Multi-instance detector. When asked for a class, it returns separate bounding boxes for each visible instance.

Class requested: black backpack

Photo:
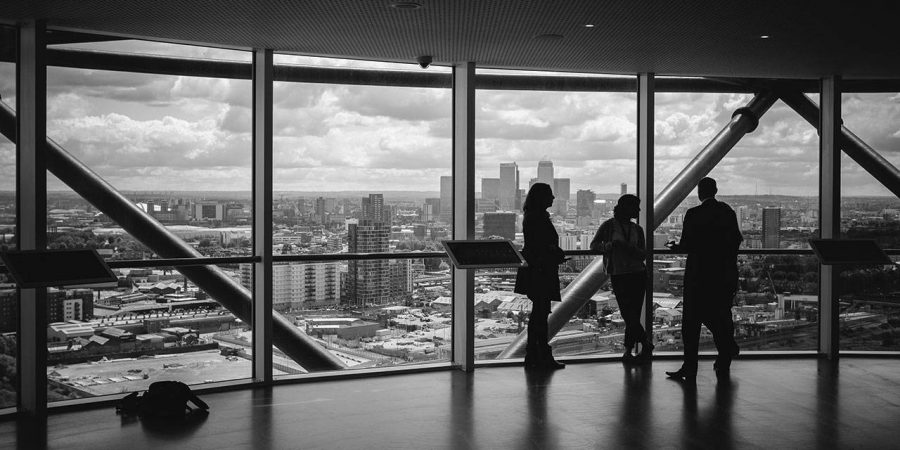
[117,381,209,420]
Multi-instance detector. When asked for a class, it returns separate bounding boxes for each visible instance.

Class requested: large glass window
[40,37,255,401]
[45,39,252,260]
[269,256,451,375]
[839,92,900,351]
[653,88,820,353]
[272,55,453,372]
[0,25,17,410]
[475,70,637,360]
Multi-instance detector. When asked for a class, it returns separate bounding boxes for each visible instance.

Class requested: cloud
[48,67,177,105]
[47,113,251,172]
[6,39,900,196]
[335,85,451,122]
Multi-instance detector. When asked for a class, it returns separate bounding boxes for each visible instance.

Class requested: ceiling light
[760,35,771,39]
[391,1,422,9]
[584,24,595,28]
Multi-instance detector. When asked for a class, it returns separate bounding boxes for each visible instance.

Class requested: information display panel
[441,240,525,269]
[1,249,117,288]
[808,239,894,266]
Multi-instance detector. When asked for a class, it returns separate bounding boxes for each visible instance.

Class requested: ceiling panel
[1,0,898,78]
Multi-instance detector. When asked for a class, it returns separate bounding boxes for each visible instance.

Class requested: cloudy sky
[1,39,899,197]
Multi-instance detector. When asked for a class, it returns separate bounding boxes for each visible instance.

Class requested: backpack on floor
[117,381,209,420]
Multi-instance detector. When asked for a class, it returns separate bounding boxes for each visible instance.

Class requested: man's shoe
[543,360,566,370]
[713,359,731,372]
[622,351,637,364]
[714,366,731,379]
[665,368,697,381]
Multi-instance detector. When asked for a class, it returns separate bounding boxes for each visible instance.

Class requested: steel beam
[654,91,778,223]
[779,90,900,199]
[0,47,840,93]
[0,102,345,372]
[498,91,777,358]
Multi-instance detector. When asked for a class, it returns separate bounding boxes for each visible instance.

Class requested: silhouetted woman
[515,183,567,370]
[591,194,651,363]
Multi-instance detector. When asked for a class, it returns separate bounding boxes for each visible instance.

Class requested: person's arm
[727,208,743,249]
[671,210,692,252]
[545,218,567,264]
[590,221,613,253]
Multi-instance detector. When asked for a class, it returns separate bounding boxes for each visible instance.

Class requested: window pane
[653,87,819,353]
[475,71,636,361]
[477,74,637,240]
[271,54,452,255]
[654,91,819,250]
[272,55,453,372]
[45,39,252,260]
[273,256,452,377]
[47,264,252,402]
[471,255,617,360]
[839,92,900,351]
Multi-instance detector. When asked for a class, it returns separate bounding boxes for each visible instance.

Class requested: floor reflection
[679,374,737,449]
[449,372,475,449]
[816,359,840,449]
[611,363,654,449]
[518,368,558,449]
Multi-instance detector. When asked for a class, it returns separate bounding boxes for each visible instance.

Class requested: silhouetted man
[666,177,742,381]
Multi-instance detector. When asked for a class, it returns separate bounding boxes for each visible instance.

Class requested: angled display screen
[808,239,894,266]
[1,249,117,288]
[441,240,525,269]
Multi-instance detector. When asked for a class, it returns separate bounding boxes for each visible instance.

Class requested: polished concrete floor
[2,358,899,449]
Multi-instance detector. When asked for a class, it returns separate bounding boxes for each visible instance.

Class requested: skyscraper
[537,160,554,186]
[762,207,782,248]
[576,189,596,218]
[362,193,384,223]
[348,219,391,306]
[736,205,747,231]
[424,198,440,223]
[553,178,570,215]
[440,176,453,223]
[620,183,628,195]
[242,262,340,310]
[553,178,570,202]
[499,162,520,211]
[481,178,500,201]
[315,197,326,216]
[482,212,517,240]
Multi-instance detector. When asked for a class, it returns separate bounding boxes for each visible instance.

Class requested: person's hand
[666,240,681,251]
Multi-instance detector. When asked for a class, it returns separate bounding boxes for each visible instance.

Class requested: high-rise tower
[762,207,782,248]
[499,162,520,211]
[537,160,554,186]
